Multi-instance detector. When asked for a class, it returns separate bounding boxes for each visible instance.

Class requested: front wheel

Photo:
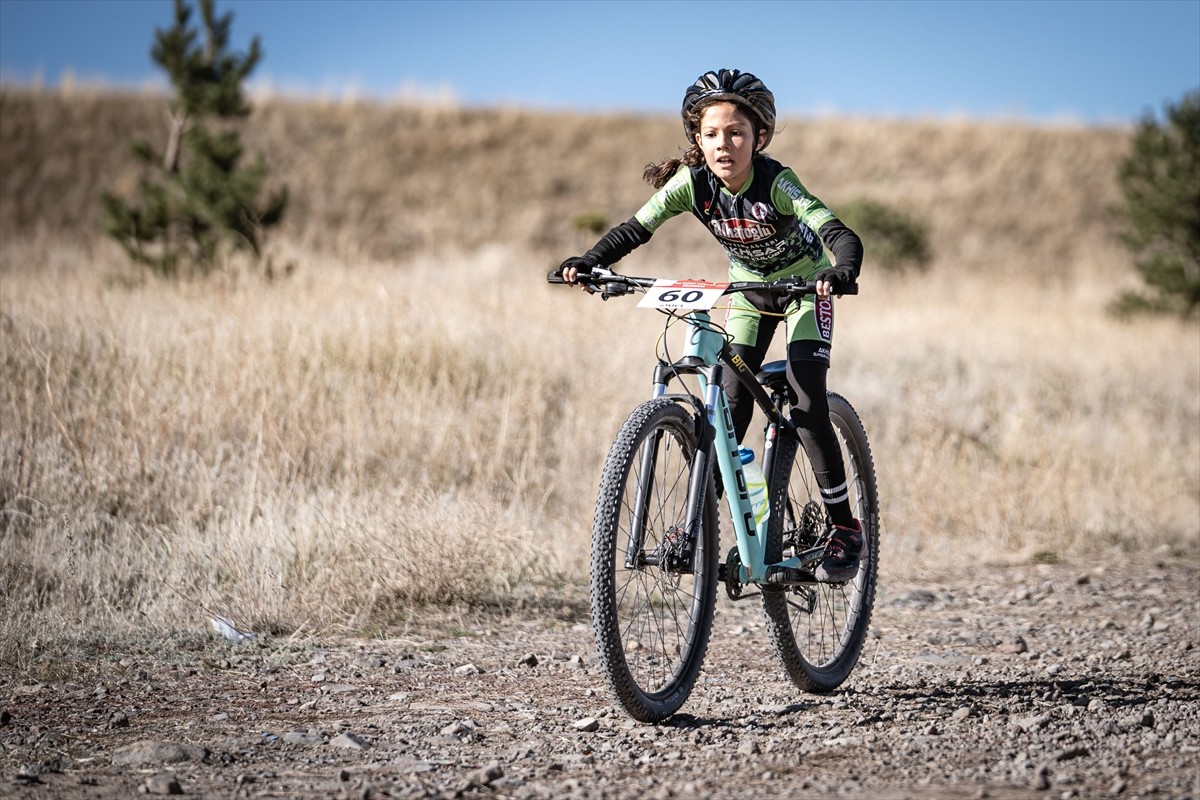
[590,398,720,723]
[762,391,879,692]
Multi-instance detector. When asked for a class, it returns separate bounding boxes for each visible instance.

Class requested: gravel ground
[3,557,1198,799]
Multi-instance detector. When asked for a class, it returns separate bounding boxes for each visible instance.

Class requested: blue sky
[1,0,1197,124]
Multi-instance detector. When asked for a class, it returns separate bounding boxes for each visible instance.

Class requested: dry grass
[0,240,650,659]
[838,269,1200,567]
[1,89,1197,666]
[3,241,1196,661]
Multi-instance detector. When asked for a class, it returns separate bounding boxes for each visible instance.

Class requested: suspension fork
[626,424,662,570]
[685,364,721,547]
[624,356,711,570]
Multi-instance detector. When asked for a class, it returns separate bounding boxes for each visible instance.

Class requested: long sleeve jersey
[584,155,862,282]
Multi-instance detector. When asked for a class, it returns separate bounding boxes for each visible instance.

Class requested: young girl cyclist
[558,68,865,582]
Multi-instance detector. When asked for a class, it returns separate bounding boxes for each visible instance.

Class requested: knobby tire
[590,398,720,723]
[761,391,880,692]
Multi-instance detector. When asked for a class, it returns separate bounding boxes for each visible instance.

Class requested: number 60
[659,289,703,303]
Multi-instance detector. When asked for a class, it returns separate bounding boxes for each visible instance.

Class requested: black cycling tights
[724,341,856,528]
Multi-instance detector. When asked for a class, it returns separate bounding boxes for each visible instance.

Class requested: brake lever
[602,282,631,300]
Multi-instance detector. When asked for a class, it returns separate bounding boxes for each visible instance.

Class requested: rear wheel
[761,392,879,692]
[591,398,719,722]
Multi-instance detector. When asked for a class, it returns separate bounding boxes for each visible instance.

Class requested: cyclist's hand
[558,255,599,290]
[815,266,854,298]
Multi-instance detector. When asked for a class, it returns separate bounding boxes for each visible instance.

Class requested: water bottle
[737,446,770,527]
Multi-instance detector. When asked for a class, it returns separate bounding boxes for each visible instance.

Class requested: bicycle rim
[762,391,879,692]
[591,398,718,722]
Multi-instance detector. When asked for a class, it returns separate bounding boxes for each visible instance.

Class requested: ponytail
[642,146,705,189]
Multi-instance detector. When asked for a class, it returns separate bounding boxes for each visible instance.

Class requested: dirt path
[3,558,1198,799]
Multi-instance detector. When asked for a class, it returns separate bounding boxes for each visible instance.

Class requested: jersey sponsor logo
[711,217,775,242]
[776,175,809,203]
[750,201,771,222]
[664,171,690,194]
[816,296,834,341]
[808,208,835,228]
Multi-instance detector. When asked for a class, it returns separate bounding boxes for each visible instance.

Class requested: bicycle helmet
[682,68,776,150]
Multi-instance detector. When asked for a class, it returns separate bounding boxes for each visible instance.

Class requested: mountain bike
[548,267,879,723]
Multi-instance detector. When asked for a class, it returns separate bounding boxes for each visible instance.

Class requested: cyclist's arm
[580,217,654,268]
[633,165,693,235]
[573,166,693,272]
[817,219,863,281]
[772,169,864,280]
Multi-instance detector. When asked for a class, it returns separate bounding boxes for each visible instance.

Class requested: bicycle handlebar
[546,267,858,298]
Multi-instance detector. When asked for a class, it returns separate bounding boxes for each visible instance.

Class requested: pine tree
[1113,89,1200,318]
[102,0,287,276]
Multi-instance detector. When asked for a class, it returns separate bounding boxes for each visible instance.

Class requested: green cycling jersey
[633,155,840,282]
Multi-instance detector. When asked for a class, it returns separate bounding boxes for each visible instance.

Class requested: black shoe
[814,520,864,582]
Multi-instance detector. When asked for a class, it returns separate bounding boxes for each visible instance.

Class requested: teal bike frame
[652,307,772,582]
[649,300,805,587]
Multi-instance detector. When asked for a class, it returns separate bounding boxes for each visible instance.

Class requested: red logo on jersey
[711,218,775,242]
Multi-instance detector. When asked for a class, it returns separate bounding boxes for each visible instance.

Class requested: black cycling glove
[815,265,857,293]
[557,254,599,280]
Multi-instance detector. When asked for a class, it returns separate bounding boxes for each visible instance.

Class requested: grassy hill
[1,86,1132,275]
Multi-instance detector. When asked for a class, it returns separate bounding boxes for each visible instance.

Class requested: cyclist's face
[696,102,762,193]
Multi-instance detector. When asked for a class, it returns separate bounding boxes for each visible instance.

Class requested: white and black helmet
[682,68,777,150]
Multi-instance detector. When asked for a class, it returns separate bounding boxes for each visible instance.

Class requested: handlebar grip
[785,281,859,297]
[547,270,566,284]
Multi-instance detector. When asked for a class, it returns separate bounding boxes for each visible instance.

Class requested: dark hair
[642,98,767,189]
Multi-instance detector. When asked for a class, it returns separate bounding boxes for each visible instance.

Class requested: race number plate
[637,279,730,311]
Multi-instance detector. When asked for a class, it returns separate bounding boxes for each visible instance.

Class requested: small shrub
[836,199,931,273]
[571,211,609,236]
